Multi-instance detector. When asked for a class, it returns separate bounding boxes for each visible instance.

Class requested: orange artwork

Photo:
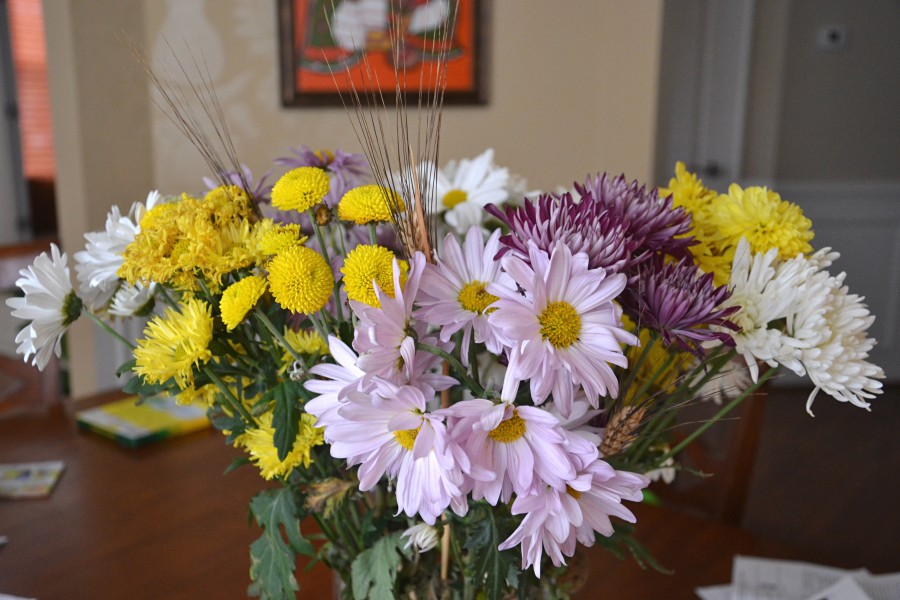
[279,0,486,106]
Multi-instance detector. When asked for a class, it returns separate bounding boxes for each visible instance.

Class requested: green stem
[417,342,486,398]
[367,223,378,246]
[620,333,657,401]
[655,367,777,467]
[253,308,305,368]
[82,308,136,350]
[204,366,256,426]
[156,285,179,308]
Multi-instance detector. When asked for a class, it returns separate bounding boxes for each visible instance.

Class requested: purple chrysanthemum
[276,145,369,207]
[486,192,636,274]
[620,255,739,356]
[575,173,694,260]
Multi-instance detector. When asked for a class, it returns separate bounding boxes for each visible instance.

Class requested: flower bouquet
[6,31,885,600]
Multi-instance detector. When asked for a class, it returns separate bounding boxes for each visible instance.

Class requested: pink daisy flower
[498,461,648,577]
[417,227,513,363]
[352,253,452,383]
[489,241,637,417]
[325,379,467,524]
[304,336,367,433]
[440,399,577,505]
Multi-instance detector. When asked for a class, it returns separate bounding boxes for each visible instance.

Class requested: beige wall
[46,0,663,397]
[44,0,154,398]
[145,1,663,194]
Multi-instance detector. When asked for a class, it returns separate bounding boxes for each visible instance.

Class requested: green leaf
[115,358,136,377]
[270,381,303,461]
[247,488,316,600]
[223,456,250,475]
[465,510,506,600]
[350,533,403,600]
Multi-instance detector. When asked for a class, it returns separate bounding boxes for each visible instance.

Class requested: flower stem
[654,367,777,467]
[416,342,485,398]
[367,223,378,246]
[253,307,306,371]
[204,366,257,426]
[82,308,136,350]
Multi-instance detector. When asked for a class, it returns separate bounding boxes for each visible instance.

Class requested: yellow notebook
[76,395,209,448]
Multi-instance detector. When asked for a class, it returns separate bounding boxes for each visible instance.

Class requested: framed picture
[278,0,488,107]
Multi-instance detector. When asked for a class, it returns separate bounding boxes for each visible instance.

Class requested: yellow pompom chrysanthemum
[267,245,333,314]
[219,275,268,330]
[340,245,407,308]
[284,329,329,356]
[271,167,330,212]
[257,223,308,256]
[240,411,325,480]
[338,185,402,225]
[134,297,214,389]
[712,184,814,260]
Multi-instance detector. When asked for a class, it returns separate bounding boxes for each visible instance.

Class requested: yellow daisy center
[267,245,334,314]
[271,167,331,213]
[341,245,407,308]
[338,185,403,225]
[393,427,420,451]
[566,485,582,500]
[442,189,468,209]
[219,275,267,330]
[538,301,581,348]
[314,149,334,165]
[457,280,498,315]
[488,409,527,444]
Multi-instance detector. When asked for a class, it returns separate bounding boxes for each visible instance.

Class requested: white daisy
[108,282,155,318]
[436,149,510,235]
[6,244,80,370]
[417,227,512,363]
[489,241,636,417]
[74,191,159,311]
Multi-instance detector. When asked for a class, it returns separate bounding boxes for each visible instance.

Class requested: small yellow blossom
[271,167,330,212]
[340,245,407,308]
[240,411,325,480]
[267,245,334,314]
[338,185,402,225]
[175,382,220,407]
[134,298,214,389]
[257,224,307,256]
[284,329,329,356]
[220,275,268,330]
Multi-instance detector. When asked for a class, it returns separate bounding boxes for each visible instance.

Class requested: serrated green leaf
[465,510,505,600]
[247,488,317,600]
[350,533,403,600]
[247,531,299,600]
[271,381,302,461]
[250,488,316,557]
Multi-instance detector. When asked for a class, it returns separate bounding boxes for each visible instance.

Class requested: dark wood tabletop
[0,395,816,600]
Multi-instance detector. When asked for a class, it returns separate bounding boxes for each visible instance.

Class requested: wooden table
[0,397,817,600]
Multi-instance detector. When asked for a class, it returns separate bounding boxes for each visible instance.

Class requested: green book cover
[76,395,210,449]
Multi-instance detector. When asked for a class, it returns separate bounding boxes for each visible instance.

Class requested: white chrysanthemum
[436,149,510,234]
[401,523,440,554]
[108,282,156,317]
[788,268,884,415]
[74,191,159,310]
[722,238,805,381]
[6,244,80,370]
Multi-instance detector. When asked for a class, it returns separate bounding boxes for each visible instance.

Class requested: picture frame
[278,0,488,107]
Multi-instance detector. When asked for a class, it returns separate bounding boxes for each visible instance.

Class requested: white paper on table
[851,573,900,600]
[696,584,734,600]
[730,556,868,600]
[803,576,872,600]
[0,594,37,600]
